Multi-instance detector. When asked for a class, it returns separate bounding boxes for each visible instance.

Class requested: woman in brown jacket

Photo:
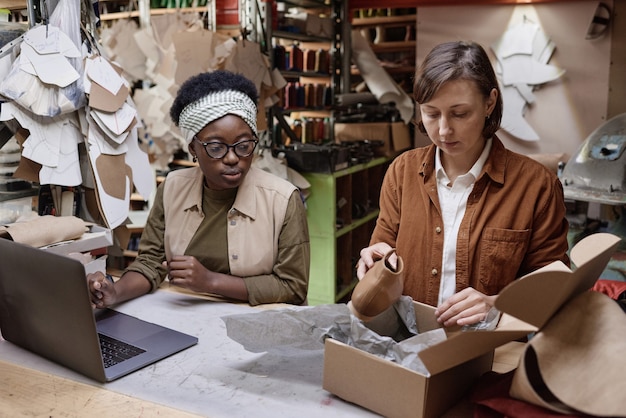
[356,41,569,327]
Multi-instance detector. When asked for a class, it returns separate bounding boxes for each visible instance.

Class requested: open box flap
[568,232,622,293]
[418,313,533,375]
[495,265,574,329]
[496,232,621,329]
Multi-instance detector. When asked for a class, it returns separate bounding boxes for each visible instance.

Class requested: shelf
[352,14,416,27]
[278,107,332,114]
[369,40,416,53]
[280,0,331,8]
[99,6,209,21]
[336,209,379,238]
[352,65,415,75]
[123,249,139,258]
[330,156,389,179]
[280,70,331,79]
[272,30,332,43]
[0,1,27,10]
[0,187,37,203]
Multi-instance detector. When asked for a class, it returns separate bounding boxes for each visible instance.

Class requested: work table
[0,285,524,417]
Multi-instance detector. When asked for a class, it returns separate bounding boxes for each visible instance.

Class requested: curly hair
[413,41,503,139]
[169,70,259,127]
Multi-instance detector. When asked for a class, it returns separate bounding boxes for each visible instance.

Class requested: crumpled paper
[222,296,448,376]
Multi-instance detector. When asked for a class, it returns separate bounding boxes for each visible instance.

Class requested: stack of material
[0,136,30,192]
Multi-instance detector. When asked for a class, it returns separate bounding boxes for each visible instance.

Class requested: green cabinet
[302,157,390,305]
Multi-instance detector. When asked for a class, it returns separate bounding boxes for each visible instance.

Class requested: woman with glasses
[88,71,310,307]
[355,41,569,327]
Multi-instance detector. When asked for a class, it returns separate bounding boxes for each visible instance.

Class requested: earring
[486,114,490,120]
[192,155,197,163]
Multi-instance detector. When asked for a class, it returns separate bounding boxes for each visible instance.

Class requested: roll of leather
[322,85,332,107]
[304,83,315,107]
[273,45,286,70]
[304,49,316,72]
[315,49,329,74]
[314,83,325,107]
[284,82,296,109]
[296,83,305,108]
[289,44,303,72]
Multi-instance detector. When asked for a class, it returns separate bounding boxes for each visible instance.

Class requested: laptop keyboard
[99,333,146,368]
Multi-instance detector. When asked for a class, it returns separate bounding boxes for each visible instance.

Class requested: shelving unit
[263,0,346,145]
[350,9,416,94]
[303,156,390,305]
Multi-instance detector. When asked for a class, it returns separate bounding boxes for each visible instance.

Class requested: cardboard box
[323,232,621,418]
[334,121,412,157]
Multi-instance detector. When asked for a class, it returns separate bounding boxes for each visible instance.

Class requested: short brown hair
[413,41,502,139]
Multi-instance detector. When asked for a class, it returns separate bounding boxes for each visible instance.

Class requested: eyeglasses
[194,137,258,159]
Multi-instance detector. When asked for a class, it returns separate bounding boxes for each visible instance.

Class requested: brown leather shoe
[349,249,404,321]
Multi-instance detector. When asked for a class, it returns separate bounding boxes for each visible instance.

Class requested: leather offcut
[349,249,404,321]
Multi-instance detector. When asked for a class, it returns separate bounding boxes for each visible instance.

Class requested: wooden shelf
[369,40,416,53]
[352,14,416,28]
[280,70,332,79]
[99,6,209,21]
[0,1,27,10]
[272,30,332,43]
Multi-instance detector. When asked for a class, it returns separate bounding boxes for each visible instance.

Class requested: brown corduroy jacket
[370,136,570,306]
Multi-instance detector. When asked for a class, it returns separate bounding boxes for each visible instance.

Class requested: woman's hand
[356,242,395,280]
[434,287,497,327]
[166,255,214,294]
[165,255,248,301]
[87,272,118,309]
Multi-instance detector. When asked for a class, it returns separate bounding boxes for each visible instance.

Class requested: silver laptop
[0,237,198,383]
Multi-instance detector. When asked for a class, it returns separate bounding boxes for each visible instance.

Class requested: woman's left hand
[165,255,212,294]
[434,287,497,327]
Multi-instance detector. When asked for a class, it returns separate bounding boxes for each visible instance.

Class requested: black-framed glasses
[194,137,258,159]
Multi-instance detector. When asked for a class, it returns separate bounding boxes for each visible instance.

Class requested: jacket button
[230,220,236,226]
[435,226,442,234]
[431,268,438,276]
[232,254,239,260]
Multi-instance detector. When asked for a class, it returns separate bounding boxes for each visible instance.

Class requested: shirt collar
[435,137,493,184]
[183,166,257,220]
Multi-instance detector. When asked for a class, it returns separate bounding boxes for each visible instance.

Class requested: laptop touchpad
[96,309,163,343]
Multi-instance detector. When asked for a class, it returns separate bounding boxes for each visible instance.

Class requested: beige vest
[162,166,296,277]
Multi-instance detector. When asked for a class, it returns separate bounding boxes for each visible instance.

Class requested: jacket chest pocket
[478,228,531,295]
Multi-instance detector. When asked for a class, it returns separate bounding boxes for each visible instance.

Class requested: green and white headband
[179,90,258,143]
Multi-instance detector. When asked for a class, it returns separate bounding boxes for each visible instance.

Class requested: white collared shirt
[435,138,492,306]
